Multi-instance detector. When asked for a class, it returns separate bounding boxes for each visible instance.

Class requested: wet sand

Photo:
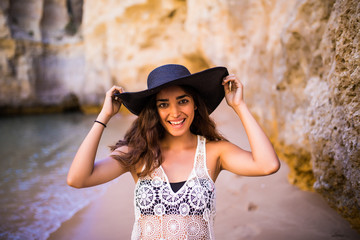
[49,101,359,240]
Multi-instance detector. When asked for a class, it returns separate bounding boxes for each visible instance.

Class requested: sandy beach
[49,102,360,240]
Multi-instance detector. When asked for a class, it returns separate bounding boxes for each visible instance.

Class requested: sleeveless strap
[194,136,209,179]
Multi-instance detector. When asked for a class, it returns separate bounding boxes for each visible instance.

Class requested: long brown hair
[110,85,227,177]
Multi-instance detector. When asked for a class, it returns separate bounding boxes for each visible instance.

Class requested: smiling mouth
[168,119,185,126]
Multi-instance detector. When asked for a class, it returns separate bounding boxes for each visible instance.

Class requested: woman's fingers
[223,74,242,85]
[223,74,245,107]
[113,86,124,94]
[222,74,236,84]
[106,86,124,102]
[106,86,123,96]
[223,74,233,93]
[223,74,242,93]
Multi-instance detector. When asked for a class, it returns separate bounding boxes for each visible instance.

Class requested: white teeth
[169,119,185,125]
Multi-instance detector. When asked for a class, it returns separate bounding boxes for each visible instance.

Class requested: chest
[134,142,216,215]
[131,137,221,183]
[160,144,221,183]
[161,149,196,182]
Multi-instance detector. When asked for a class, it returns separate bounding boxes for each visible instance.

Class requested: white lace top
[131,135,216,240]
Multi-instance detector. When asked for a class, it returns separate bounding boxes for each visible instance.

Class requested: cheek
[185,106,196,119]
[188,102,196,113]
[157,109,166,121]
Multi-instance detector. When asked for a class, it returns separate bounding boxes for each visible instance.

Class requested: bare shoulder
[205,139,237,161]
[205,140,239,180]
[206,139,239,152]
[206,139,249,162]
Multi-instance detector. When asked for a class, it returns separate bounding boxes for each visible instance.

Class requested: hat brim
[117,67,229,115]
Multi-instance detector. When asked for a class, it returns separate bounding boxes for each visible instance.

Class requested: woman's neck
[161,132,197,151]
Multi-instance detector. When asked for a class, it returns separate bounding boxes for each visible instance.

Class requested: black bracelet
[94,120,107,128]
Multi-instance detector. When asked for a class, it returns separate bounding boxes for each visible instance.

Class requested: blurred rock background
[0,0,359,232]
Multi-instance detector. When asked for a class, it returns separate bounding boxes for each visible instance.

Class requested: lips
[168,119,185,126]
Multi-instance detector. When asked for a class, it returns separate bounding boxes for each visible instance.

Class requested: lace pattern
[131,136,216,240]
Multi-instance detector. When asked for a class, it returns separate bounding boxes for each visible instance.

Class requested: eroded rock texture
[0,0,359,231]
[308,0,360,228]
[0,0,84,112]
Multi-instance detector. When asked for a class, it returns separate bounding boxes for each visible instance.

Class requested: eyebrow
[156,94,190,102]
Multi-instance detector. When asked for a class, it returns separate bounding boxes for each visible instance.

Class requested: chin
[167,131,186,137]
[165,128,191,137]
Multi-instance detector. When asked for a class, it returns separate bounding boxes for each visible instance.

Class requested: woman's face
[156,85,196,137]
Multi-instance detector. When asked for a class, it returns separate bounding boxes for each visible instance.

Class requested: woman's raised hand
[97,86,124,123]
[67,85,126,188]
[222,74,244,108]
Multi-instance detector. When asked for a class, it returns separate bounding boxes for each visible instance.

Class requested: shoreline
[49,174,135,239]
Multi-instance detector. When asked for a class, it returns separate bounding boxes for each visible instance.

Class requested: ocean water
[0,113,134,240]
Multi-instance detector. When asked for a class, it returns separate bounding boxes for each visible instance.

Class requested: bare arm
[67,86,128,188]
[219,74,280,176]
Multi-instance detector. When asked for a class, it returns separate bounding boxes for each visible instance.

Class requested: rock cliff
[0,0,359,231]
[0,0,84,113]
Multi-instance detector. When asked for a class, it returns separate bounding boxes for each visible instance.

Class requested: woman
[67,64,280,239]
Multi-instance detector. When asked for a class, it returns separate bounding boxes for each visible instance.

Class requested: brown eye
[158,103,168,108]
[179,99,189,105]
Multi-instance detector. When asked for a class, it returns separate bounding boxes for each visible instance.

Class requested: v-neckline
[159,135,199,195]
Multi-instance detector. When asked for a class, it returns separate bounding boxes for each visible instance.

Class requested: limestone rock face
[0,0,84,112]
[0,0,359,231]
[308,0,360,228]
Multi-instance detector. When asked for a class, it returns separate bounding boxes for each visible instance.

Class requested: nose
[169,104,180,118]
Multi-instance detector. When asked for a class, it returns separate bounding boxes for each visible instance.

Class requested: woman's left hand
[97,86,124,123]
[222,74,244,108]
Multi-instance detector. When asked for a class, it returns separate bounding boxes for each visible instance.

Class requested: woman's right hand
[97,86,124,123]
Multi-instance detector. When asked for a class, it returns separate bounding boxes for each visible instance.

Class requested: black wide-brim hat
[116,64,229,115]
